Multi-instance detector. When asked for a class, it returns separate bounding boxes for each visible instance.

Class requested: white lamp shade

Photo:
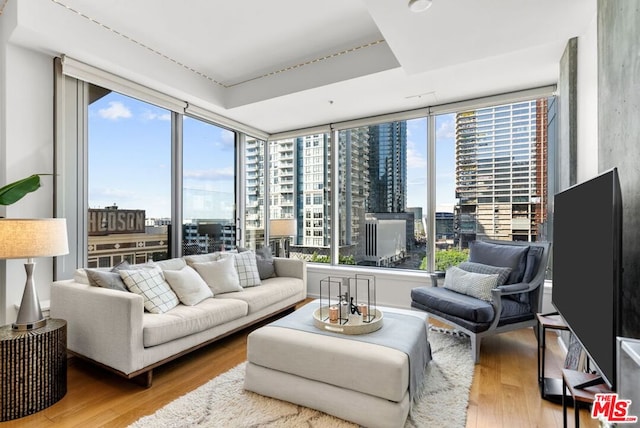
[0,218,69,259]
[270,218,297,237]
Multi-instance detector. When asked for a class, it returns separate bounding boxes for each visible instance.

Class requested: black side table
[0,319,67,421]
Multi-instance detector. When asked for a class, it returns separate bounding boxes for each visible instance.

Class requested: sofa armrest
[273,257,306,280]
[50,279,145,375]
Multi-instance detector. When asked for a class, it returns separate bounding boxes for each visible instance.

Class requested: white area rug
[130,327,474,428]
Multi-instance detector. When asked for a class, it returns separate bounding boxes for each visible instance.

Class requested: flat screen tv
[552,167,622,390]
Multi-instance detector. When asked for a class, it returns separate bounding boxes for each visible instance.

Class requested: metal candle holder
[319,274,376,324]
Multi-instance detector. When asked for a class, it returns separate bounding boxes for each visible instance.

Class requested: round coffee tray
[313,306,383,335]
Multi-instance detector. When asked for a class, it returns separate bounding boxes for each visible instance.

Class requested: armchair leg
[472,335,481,363]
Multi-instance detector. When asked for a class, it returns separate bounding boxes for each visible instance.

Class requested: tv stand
[573,375,604,390]
[561,369,611,428]
[536,312,571,403]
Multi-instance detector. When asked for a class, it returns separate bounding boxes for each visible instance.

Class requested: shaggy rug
[130,327,473,428]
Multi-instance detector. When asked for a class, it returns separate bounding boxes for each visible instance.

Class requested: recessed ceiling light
[408,0,433,13]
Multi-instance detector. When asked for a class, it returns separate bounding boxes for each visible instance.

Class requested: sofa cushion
[215,277,303,314]
[162,265,213,306]
[222,251,261,287]
[443,266,499,302]
[142,298,248,347]
[468,240,529,284]
[191,257,243,294]
[119,266,180,314]
[457,261,512,287]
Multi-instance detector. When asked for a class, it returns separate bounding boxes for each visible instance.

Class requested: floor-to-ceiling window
[85,83,239,268]
[182,117,236,254]
[59,58,553,274]
[87,86,172,267]
[268,133,330,258]
[336,119,426,270]
[244,138,266,250]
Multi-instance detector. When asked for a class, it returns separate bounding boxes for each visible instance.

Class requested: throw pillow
[85,260,131,292]
[240,246,276,280]
[222,251,261,287]
[258,246,276,279]
[162,265,213,305]
[85,269,129,292]
[457,261,512,287]
[443,266,499,302]
[468,240,530,284]
[119,266,180,314]
[184,252,223,267]
[191,257,243,294]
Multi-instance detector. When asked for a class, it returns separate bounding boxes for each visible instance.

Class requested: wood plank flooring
[5,300,599,427]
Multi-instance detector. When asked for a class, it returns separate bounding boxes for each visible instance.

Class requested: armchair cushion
[410,286,533,333]
[468,240,529,284]
[411,286,494,326]
[443,266,499,302]
[457,261,512,286]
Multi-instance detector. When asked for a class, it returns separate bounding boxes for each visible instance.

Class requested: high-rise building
[296,134,329,248]
[454,99,548,247]
[366,122,407,214]
[248,123,409,264]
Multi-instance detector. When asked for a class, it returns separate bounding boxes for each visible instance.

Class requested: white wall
[576,11,599,182]
[0,7,56,323]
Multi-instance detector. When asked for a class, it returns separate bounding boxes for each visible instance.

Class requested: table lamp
[270,218,296,257]
[0,218,69,330]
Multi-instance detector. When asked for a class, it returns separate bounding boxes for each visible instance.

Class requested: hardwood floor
[7,301,598,428]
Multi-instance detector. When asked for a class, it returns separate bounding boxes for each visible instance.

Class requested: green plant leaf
[0,174,45,206]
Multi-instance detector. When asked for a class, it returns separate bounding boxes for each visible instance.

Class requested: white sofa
[50,255,306,386]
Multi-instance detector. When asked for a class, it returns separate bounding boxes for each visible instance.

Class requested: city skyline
[88,90,457,221]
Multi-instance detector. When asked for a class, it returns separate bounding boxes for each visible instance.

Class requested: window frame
[55,56,556,278]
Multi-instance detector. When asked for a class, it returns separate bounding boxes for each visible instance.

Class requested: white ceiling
[7,0,596,135]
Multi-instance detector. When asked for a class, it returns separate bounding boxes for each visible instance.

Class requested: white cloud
[98,101,132,120]
[214,129,235,150]
[141,110,171,121]
[437,116,456,140]
[407,140,427,169]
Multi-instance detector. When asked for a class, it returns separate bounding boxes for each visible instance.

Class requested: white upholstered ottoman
[244,302,430,428]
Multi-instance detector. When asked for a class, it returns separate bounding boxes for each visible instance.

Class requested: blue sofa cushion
[468,240,529,284]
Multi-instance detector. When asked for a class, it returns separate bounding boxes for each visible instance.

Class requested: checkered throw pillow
[223,251,261,287]
[120,266,180,313]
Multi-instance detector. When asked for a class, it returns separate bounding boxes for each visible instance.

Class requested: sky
[88,91,457,220]
[89,91,235,219]
[405,116,457,213]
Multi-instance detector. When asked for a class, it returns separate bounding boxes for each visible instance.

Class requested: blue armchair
[411,240,551,363]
